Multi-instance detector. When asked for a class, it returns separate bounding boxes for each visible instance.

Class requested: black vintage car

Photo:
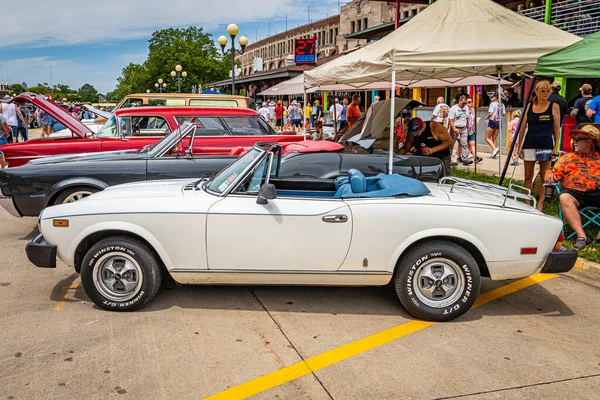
[0,123,443,217]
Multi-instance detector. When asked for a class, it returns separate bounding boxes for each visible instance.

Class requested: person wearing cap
[548,81,569,122]
[399,119,454,176]
[571,84,594,125]
[545,125,600,250]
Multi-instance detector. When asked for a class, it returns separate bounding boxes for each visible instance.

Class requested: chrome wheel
[413,258,465,308]
[92,253,143,302]
[62,190,93,203]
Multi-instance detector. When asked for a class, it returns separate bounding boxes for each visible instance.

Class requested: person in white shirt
[329,98,343,129]
[0,100,26,143]
[0,114,11,168]
[485,93,506,158]
[448,95,472,165]
[374,95,380,103]
[258,103,270,122]
[431,97,450,128]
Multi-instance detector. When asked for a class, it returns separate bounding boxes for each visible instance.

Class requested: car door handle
[322,215,348,223]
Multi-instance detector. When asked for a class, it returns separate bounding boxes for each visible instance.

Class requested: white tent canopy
[305,0,580,88]
[258,73,511,96]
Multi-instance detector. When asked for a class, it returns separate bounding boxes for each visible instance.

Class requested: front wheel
[54,186,99,205]
[394,240,481,322]
[80,236,162,311]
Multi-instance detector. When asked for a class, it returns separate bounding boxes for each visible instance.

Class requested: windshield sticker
[218,173,238,192]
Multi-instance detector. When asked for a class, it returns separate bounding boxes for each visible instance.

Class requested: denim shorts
[488,120,499,130]
[0,134,6,155]
[468,133,476,142]
[523,148,552,162]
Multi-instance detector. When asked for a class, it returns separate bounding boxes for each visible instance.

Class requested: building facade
[236,1,427,78]
[0,83,12,99]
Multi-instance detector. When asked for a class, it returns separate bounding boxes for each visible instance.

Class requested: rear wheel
[54,186,99,205]
[394,240,481,322]
[80,236,162,311]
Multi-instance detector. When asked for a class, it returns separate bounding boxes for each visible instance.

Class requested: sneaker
[491,148,500,158]
[462,159,474,165]
[509,158,518,166]
[574,237,589,250]
[475,156,483,163]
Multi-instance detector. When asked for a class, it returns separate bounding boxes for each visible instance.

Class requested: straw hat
[569,124,600,142]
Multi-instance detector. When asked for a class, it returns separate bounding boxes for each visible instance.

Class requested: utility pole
[308,6,310,24]
[286,14,288,31]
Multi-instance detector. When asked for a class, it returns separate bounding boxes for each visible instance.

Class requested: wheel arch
[389,231,490,279]
[71,223,173,275]
[48,178,109,206]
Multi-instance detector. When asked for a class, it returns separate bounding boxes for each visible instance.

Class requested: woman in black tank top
[515,81,561,210]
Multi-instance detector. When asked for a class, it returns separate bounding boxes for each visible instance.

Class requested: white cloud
[1,0,347,48]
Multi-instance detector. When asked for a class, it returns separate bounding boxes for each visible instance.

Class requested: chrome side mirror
[256,183,277,205]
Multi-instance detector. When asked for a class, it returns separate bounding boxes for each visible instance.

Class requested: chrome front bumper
[0,193,21,217]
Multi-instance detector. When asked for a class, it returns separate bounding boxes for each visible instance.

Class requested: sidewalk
[454,149,540,183]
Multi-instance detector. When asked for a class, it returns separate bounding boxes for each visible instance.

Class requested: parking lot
[1,208,600,400]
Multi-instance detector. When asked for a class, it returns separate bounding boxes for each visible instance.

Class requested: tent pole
[389,70,396,175]
[497,69,503,175]
[303,89,308,140]
[499,76,538,185]
[333,91,338,139]
[474,95,478,174]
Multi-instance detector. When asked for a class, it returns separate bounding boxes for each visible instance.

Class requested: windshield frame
[204,146,268,197]
[146,122,195,158]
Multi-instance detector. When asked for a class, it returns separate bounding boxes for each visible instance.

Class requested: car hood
[26,149,145,165]
[10,92,92,138]
[41,179,217,219]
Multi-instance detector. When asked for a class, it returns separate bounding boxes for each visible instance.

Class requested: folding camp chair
[546,183,600,240]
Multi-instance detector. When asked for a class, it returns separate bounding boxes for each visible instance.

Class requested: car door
[205,154,352,271]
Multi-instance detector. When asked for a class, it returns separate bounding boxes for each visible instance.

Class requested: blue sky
[1,0,348,94]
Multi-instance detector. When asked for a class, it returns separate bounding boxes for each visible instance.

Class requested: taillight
[521,247,538,255]
[553,232,565,251]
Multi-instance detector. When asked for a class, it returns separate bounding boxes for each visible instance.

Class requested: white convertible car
[26,143,577,321]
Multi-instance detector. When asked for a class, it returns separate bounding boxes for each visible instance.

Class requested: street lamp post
[155,79,167,93]
[218,24,248,95]
[171,65,187,93]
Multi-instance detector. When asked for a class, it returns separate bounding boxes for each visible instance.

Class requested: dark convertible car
[0,123,443,217]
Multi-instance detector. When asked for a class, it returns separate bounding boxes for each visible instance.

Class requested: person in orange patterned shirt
[545,124,600,249]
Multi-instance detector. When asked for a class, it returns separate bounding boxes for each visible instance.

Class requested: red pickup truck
[1,93,303,167]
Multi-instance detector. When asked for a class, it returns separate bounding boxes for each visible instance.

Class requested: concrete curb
[570,258,600,281]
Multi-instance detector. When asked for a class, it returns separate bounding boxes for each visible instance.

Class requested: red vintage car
[1,93,302,167]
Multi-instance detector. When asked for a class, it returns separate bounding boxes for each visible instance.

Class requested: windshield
[96,115,118,137]
[147,122,193,157]
[207,148,263,194]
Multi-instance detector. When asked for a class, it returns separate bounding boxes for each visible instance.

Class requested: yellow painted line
[204,273,558,400]
[54,283,81,311]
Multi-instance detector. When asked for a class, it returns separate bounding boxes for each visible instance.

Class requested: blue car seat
[349,169,366,193]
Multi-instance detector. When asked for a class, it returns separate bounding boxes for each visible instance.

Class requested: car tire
[54,186,99,205]
[80,236,162,311]
[394,240,481,322]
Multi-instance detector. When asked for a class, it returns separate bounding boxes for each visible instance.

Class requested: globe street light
[218,23,248,95]
[155,79,167,93]
[171,65,187,93]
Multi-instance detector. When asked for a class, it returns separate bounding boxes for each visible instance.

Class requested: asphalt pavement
[1,205,599,399]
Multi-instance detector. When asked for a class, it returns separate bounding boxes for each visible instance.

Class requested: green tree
[114,63,151,99]
[11,84,25,95]
[77,83,99,103]
[113,26,229,97]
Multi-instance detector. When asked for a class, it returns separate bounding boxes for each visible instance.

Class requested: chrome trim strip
[169,269,391,275]
[0,194,22,218]
[6,155,47,160]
